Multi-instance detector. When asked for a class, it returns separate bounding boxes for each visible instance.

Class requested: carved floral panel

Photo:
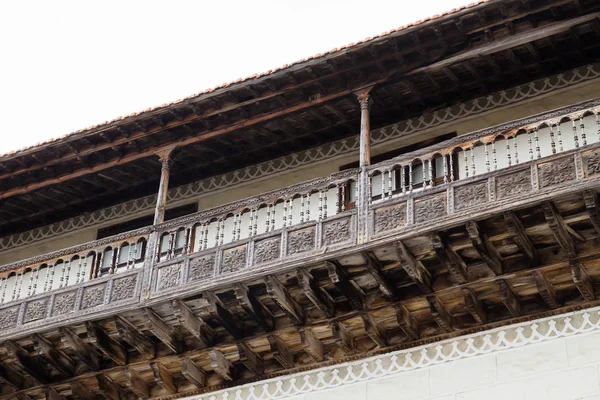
[323,217,352,245]
[23,299,48,323]
[454,181,488,211]
[374,203,406,234]
[414,194,447,224]
[81,285,106,309]
[221,246,247,274]
[254,238,280,264]
[52,291,77,316]
[111,275,137,302]
[584,151,600,176]
[188,255,215,282]
[496,169,531,199]
[287,227,316,255]
[157,264,181,291]
[538,157,576,188]
[0,306,19,329]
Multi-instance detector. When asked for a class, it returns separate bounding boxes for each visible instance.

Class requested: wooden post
[355,87,373,245]
[153,150,175,225]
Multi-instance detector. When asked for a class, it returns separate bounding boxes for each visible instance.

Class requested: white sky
[0,0,470,154]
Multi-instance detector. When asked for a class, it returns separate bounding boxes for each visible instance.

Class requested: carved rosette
[188,255,215,282]
[538,157,576,188]
[23,299,48,323]
[0,306,18,329]
[287,227,316,255]
[157,265,181,291]
[414,194,446,224]
[374,204,406,233]
[323,218,351,245]
[496,169,532,199]
[584,151,600,176]
[221,246,247,274]
[253,238,281,264]
[111,275,137,302]
[52,291,77,316]
[454,182,488,211]
[81,285,106,309]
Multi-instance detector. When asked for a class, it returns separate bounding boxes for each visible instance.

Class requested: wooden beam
[97,375,124,400]
[70,381,95,400]
[362,314,388,347]
[466,221,503,275]
[5,341,50,384]
[542,202,577,259]
[499,280,521,317]
[571,261,595,301]
[32,334,75,376]
[395,304,419,340]
[462,288,487,324]
[60,327,101,372]
[172,299,215,348]
[296,268,336,318]
[326,261,365,311]
[362,251,398,298]
[237,342,264,375]
[0,363,24,390]
[85,322,127,366]
[151,362,177,394]
[208,349,234,381]
[330,321,355,354]
[504,211,538,265]
[431,233,468,284]
[180,357,206,389]
[427,296,454,332]
[205,291,243,339]
[300,328,325,362]
[234,283,275,331]
[584,190,600,235]
[125,368,150,399]
[265,275,305,325]
[268,335,294,369]
[44,387,66,400]
[533,271,559,309]
[144,308,184,354]
[394,240,432,293]
[114,316,156,360]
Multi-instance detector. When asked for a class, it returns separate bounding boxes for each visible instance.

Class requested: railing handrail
[368,97,600,172]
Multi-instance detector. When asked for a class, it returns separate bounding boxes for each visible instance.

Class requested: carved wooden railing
[0,228,149,306]
[148,170,358,298]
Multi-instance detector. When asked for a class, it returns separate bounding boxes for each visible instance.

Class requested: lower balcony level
[2,98,600,399]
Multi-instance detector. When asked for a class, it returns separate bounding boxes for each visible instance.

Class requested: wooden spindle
[215,220,221,247]
[318,191,323,221]
[185,228,192,254]
[47,264,55,291]
[527,130,534,160]
[306,196,311,221]
[534,128,541,158]
[323,190,328,219]
[219,220,225,246]
[556,123,564,152]
[12,273,21,301]
[573,119,579,148]
[253,209,258,236]
[271,204,276,231]
[380,171,386,199]
[58,262,66,289]
[32,268,40,295]
[64,260,72,287]
[232,214,238,242]
[443,156,448,183]
[506,139,512,167]
[203,223,209,250]
[513,137,519,164]
[76,257,84,284]
[409,164,414,191]
[0,278,6,304]
[492,141,498,170]
[484,143,490,172]
[464,150,469,177]
[288,199,293,226]
[283,199,288,227]
[341,185,347,212]
[428,159,434,186]
[549,125,556,154]
[265,205,271,232]
[300,195,305,223]
[580,117,587,146]
[388,169,393,195]
[596,113,600,142]
[26,269,35,297]
[401,165,407,191]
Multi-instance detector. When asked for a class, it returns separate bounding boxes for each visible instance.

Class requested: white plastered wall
[2,78,600,265]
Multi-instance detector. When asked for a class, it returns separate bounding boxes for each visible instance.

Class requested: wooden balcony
[2,98,600,398]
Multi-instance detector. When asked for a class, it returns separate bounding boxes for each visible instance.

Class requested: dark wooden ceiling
[2,0,600,237]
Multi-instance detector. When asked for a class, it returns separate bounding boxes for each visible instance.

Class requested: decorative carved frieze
[584,151,600,176]
[253,238,281,264]
[0,306,18,329]
[323,218,352,245]
[538,157,576,188]
[157,265,181,291]
[454,182,488,211]
[111,275,137,302]
[287,227,316,255]
[188,255,215,282]
[81,285,106,309]
[52,291,77,316]
[23,299,48,323]
[496,169,532,199]
[414,194,446,224]
[373,204,406,233]
[220,246,247,274]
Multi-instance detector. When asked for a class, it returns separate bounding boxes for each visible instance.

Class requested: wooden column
[355,88,373,245]
[153,150,174,225]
